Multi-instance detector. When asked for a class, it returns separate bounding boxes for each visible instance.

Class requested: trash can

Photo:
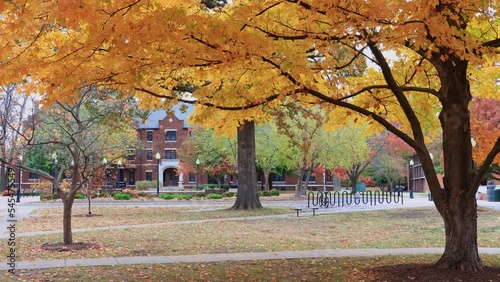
[356,182,366,192]
[486,181,495,202]
[493,189,500,202]
[428,193,433,201]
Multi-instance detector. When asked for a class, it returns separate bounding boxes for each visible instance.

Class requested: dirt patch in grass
[41,242,101,252]
[367,264,500,282]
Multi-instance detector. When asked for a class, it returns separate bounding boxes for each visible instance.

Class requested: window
[128,170,135,185]
[146,130,153,142]
[29,172,40,180]
[271,173,285,182]
[165,130,176,142]
[165,149,176,159]
[146,149,153,161]
[303,174,316,182]
[188,172,196,182]
[126,149,135,161]
[146,170,153,181]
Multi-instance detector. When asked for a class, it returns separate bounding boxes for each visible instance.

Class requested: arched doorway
[163,168,179,187]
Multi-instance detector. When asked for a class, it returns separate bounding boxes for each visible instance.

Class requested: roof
[137,103,193,129]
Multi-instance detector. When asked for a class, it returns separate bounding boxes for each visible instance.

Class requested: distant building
[120,105,197,190]
[14,104,336,192]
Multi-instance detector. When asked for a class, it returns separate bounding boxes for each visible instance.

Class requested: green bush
[159,193,193,200]
[159,194,176,200]
[207,193,223,199]
[223,192,235,197]
[270,189,280,196]
[259,191,272,197]
[113,193,131,200]
[177,194,192,200]
[135,180,157,191]
[75,193,85,199]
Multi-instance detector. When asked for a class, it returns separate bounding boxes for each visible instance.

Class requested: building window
[146,170,153,181]
[303,174,316,182]
[146,149,153,161]
[146,130,153,142]
[29,173,40,180]
[271,173,285,182]
[129,170,135,185]
[189,172,195,182]
[126,149,135,161]
[165,130,177,142]
[165,149,176,159]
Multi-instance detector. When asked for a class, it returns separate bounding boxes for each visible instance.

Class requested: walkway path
[2,194,499,271]
[2,248,500,271]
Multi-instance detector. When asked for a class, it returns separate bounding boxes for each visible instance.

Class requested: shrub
[207,193,223,199]
[135,180,157,191]
[75,193,85,199]
[123,188,139,197]
[113,193,131,200]
[259,191,272,197]
[138,191,148,197]
[40,193,53,201]
[223,192,235,197]
[98,192,111,198]
[159,194,176,200]
[270,189,280,196]
[176,194,192,200]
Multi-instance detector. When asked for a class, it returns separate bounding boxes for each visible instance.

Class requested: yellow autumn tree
[1,0,500,271]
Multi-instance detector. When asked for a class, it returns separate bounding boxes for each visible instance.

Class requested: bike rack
[307,190,404,208]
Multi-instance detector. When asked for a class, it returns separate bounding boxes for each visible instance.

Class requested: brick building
[13,105,337,192]
[118,105,201,190]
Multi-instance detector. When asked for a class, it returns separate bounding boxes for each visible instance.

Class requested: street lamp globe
[155,152,161,160]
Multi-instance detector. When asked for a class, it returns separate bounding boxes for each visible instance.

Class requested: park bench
[293,206,319,217]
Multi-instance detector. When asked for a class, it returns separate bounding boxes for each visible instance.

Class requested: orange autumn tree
[471,97,500,166]
[1,0,500,271]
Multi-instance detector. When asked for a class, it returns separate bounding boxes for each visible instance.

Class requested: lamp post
[52,152,57,194]
[196,158,200,191]
[17,155,23,203]
[156,152,161,195]
[117,159,122,188]
[409,159,414,199]
[102,158,108,192]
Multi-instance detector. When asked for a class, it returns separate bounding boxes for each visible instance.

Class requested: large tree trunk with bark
[232,120,262,210]
[434,59,483,270]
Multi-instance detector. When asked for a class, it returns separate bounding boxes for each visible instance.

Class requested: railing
[307,190,403,208]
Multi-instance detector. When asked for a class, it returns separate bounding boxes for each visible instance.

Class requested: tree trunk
[295,163,307,198]
[0,165,6,191]
[434,59,483,270]
[63,198,74,244]
[349,174,358,193]
[232,120,262,210]
[437,198,482,270]
[263,170,270,191]
[303,164,315,195]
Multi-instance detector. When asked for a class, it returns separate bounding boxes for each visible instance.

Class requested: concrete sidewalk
[3,248,500,271]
